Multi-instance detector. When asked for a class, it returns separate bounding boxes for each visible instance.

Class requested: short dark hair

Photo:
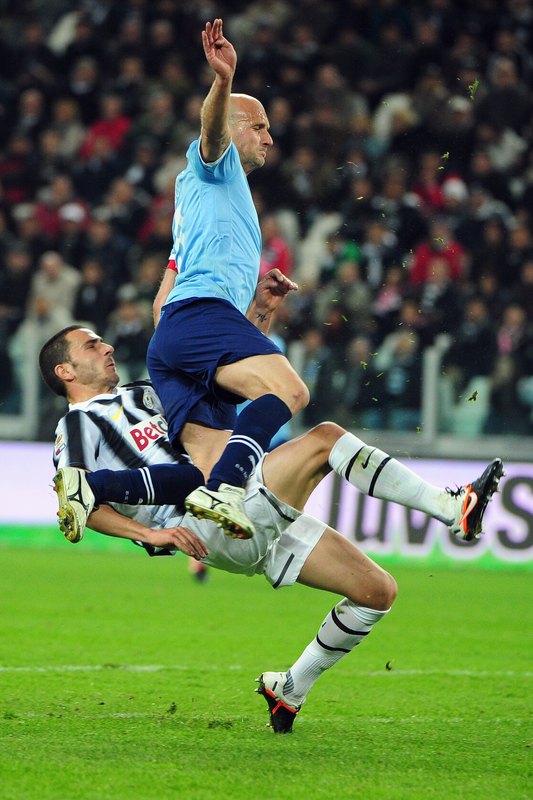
[38,325,84,397]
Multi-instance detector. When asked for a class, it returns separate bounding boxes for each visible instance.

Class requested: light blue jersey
[165,139,261,315]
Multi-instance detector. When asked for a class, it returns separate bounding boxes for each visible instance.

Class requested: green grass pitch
[0,537,531,800]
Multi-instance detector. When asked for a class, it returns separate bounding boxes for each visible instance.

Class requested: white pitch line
[0,665,531,678]
[9,712,532,725]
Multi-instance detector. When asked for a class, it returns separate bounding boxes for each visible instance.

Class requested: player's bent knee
[279,377,309,414]
[292,378,310,412]
[308,421,346,451]
[348,569,398,611]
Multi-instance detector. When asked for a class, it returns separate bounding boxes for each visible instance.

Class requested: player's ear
[55,362,74,384]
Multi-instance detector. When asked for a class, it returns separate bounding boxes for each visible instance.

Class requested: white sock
[328,432,454,524]
[283,599,389,706]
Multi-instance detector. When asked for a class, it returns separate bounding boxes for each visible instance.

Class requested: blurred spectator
[511,259,533,320]
[409,218,466,286]
[0,242,33,338]
[81,209,130,284]
[476,271,509,322]
[476,121,528,174]
[280,145,340,234]
[435,95,476,175]
[73,257,116,331]
[338,335,383,429]
[11,203,51,262]
[9,295,73,403]
[410,63,450,140]
[171,94,203,152]
[103,176,149,243]
[316,232,360,287]
[0,340,15,408]
[37,127,71,187]
[266,96,295,157]
[485,302,533,434]
[107,55,147,118]
[374,329,423,431]
[107,13,146,69]
[339,172,376,243]
[468,214,509,282]
[372,263,406,337]
[442,296,498,394]
[15,88,48,144]
[79,93,131,160]
[128,89,177,156]
[345,112,384,164]
[61,13,103,77]
[418,256,462,340]
[73,134,123,205]
[137,205,173,259]
[476,56,532,134]
[104,284,152,382]
[29,251,81,315]
[49,97,86,160]
[411,149,446,214]
[123,137,159,196]
[0,131,38,205]
[314,259,373,337]
[439,177,470,235]
[288,326,344,427]
[35,173,86,242]
[56,202,90,268]
[501,220,533,288]
[369,169,427,253]
[359,216,399,290]
[156,54,193,112]
[358,20,414,106]
[144,18,176,78]
[133,253,166,314]
[392,296,433,348]
[259,213,293,279]
[66,56,102,124]
[14,20,59,92]
[467,147,515,209]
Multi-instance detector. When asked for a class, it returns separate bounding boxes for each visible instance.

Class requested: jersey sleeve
[53,409,103,472]
[187,138,241,184]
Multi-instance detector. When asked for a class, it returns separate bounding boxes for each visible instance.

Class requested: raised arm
[200,18,237,163]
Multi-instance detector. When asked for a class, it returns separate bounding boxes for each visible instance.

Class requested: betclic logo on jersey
[128,413,168,451]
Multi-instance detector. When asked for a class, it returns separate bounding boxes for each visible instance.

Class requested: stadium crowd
[1,0,533,439]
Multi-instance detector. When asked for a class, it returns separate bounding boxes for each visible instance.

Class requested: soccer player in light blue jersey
[147,19,309,540]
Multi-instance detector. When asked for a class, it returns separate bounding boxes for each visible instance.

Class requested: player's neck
[67,384,118,403]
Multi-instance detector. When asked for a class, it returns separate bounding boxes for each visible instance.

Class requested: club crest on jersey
[129,413,168,451]
[143,389,157,410]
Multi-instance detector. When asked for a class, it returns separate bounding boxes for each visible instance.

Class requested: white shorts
[168,460,327,588]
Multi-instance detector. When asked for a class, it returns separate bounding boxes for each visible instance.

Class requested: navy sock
[207,394,292,490]
[86,464,204,508]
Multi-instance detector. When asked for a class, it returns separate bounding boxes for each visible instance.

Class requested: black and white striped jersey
[53,380,190,529]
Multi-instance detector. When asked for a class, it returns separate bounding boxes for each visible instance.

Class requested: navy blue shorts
[147,298,283,447]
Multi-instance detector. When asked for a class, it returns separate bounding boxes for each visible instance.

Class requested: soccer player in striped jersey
[146,18,309,541]
[41,326,503,733]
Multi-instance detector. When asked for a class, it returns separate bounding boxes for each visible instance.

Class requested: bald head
[229,93,266,125]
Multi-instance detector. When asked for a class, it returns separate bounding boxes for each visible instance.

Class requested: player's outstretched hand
[202,18,237,79]
[255,268,298,313]
[145,526,209,560]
